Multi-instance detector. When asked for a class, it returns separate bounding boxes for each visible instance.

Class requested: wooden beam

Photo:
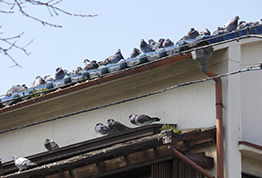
[184,152,214,169]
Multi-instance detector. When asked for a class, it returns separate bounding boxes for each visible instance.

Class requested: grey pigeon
[176,35,189,46]
[44,75,55,83]
[148,39,159,51]
[212,27,225,36]
[199,28,211,36]
[44,139,59,152]
[140,39,154,53]
[6,84,28,97]
[31,76,45,87]
[129,114,161,126]
[130,48,141,58]
[188,28,200,39]
[55,67,65,80]
[157,38,165,48]
[83,59,99,70]
[107,119,131,134]
[163,39,174,48]
[94,123,110,135]
[99,49,124,66]
[237,21,249,30]
[13,155,37,172]
[224,16,240,32]
[0,157,3,176]
[72,66,83,75]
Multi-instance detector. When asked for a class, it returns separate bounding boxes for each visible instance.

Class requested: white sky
[1,0,262,95]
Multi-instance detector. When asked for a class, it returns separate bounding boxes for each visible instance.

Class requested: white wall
[241,41,262,145]
[0,71,216,162]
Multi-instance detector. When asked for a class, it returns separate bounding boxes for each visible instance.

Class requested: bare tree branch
[0,0,97,67]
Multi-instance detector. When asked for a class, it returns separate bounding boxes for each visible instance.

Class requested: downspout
[192,46,224,178]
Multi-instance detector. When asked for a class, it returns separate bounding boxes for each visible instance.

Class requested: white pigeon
[13,155,37,172]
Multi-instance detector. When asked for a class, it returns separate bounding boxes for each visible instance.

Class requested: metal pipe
[191,47,224,178]
[205,69,224,178]
[169,145,215,178]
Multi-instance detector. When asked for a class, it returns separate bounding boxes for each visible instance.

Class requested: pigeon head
[232,16,240,24]
[56,67,62,72]
[128,114,137,121]
[158,38,165,47]
[116,49,121,53]
[140,39,147,47]
[13,155,18,161]
[44,75,50,79]
[83,59,90,63]
[45,139,50,144]
[130,48,141,58]
[94,123,102,130]
[107,119,114,126]
[148,39,156,45]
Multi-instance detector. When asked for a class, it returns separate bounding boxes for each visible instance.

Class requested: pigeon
[157,38,165,48]
[6,84,28,97]
[13,155,37,172]
[224,16,240,32]
[107,119,131,134]
[130,48,142,58]
[237,21,250,30]
[148,39,159,51]
[199,28,211,36]
[99,49,124,66]
[212,27,225,36]
[176,35,189,46]
[140,39,154,53]
[162,39,174,48]
[0,157,3,176]
[188,28,200,39]
[83,59,99,70]
[31,76,45,87]
[55,67,65,80]
[129,114,161,126]
[94,123,110,135]
[44,75,55,83]
[72,66,83,75]
[44,139,59,152]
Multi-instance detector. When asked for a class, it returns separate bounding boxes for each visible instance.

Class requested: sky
[1,0,262,96]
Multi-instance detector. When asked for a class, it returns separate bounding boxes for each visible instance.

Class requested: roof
[2,124,216,178]
[1,24,262,115]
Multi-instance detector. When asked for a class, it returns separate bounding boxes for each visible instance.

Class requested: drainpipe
[192,46,224,178]
[169,145,215,178]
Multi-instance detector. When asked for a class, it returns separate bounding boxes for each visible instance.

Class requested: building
[0,26,262,178]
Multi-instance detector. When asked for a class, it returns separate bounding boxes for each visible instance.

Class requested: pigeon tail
[152,117,161,122]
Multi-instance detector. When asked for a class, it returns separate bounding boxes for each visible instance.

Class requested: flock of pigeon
[0,114,160,175]
[4,16,261,100]
[95,114,161,135]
